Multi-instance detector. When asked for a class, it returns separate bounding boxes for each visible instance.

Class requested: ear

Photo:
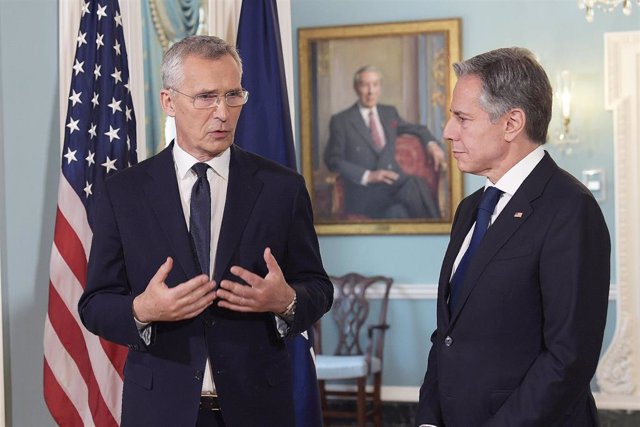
[504,108,525,142]
[160,89,176,117]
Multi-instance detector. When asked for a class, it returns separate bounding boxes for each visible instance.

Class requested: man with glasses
[79,35,333,427]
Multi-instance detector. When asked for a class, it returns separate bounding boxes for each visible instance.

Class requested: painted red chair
[329,134,440,219]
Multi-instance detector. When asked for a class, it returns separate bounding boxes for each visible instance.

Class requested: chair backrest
[325,273,393,359]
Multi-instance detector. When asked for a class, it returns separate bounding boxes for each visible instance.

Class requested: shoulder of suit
[103,144,171,186]
[232,145,302,181]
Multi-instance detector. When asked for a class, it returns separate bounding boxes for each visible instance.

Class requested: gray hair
[453,47,552,144]
[353,65,382,87]
[161,35,243,89]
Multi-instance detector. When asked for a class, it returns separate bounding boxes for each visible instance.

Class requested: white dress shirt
[358,104,386,185]
[450,147,545,282]
[173,141,230,394]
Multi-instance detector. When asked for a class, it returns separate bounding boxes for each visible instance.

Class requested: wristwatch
[278,293,297,324]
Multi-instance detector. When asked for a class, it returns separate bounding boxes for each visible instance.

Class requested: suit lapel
[377,105,397,147]
[448,152,558,325]
[213,145,263,283]
[439,189,482,324]
[142,143,199,280]
[347,104,380,153]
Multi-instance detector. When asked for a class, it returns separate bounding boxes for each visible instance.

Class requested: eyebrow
[450,109,471,118]
[194,87,243,94]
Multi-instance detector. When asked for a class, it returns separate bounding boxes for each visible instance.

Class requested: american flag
[44,1,137,425]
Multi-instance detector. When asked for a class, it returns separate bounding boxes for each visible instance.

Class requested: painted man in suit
[416,47,610,426]
[78,35,333,427]
[324,65,446,219]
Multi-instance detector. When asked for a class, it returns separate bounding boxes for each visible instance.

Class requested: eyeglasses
[170,88,249,109]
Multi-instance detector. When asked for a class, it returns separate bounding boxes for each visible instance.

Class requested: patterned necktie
[449,186,504,312]
[369,109,384,149]
[190,163,211,276]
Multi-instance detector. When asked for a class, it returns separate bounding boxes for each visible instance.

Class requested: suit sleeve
[282,177,334,335]
[416,330,443,426]
[393,108,440,148]
[324,114,368,185]
[78,182,149,350]
[484,192,610,426]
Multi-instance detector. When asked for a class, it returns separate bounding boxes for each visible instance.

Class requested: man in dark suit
[324,65,445,219]
[416,47,610,426]
[78,35,333,427]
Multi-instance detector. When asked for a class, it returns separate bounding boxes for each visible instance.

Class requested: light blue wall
[1,0,60,425]
[0,1,637,425]
[292,0,638,390]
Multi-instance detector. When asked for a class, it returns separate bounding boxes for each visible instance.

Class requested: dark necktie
[369,109,384,149]
[449,186,504,312]
[190,163,211,276]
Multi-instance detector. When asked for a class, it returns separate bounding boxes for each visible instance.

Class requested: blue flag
[235,0,296,169]
[236,1,323,426]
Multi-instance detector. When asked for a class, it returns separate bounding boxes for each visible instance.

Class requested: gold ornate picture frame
[299,19,463,235]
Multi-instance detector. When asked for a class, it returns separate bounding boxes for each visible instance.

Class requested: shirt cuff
[274,315,290,337]
[361,170,370,186]
[134,316,152,345]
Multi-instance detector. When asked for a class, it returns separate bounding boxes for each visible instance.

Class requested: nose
[443,117,456,141]
[212,99,228,121]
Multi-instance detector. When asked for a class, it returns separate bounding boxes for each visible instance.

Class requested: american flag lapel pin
[514,212,524,218]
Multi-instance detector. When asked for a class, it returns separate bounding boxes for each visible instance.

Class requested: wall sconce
[553,70,579,154]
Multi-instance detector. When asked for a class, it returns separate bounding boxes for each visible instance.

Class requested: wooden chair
[314,273,393,427]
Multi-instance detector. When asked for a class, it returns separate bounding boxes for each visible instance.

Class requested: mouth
[451,149,465,159]
[208,129,230,138]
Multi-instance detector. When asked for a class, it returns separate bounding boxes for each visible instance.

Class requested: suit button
[195,370,203,380]
[204,317,215,327]
[444,336,453,347]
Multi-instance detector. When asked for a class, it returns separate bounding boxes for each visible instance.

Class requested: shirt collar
[487,145,545,195]
[358,103,378,116]
[172,140,230,181]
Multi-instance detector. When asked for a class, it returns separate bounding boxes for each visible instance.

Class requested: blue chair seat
[315,355,382,380]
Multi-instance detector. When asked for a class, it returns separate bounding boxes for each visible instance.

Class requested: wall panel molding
[595,30,640,410]
[363,283,617,300]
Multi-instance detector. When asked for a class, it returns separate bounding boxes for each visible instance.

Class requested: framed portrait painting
[299,18,463,235]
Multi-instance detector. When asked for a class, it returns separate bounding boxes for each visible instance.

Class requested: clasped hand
[132,248,294,323]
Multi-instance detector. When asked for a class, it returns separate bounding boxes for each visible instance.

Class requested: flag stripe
[49,244,124,420]
[47,286,117,426]
[44,317,97,427]
[47,284,92,385]
[44,360,87,427]
[54,208,88,286]
[57,175,93,258]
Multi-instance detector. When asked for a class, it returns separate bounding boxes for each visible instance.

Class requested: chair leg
[318,379,328,424]
[357,377,367,427]
[373,373,383,427]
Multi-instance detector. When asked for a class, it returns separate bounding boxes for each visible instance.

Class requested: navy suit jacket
[324,103,437,217]
[79,143,333,427]
[416,152,610,426]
